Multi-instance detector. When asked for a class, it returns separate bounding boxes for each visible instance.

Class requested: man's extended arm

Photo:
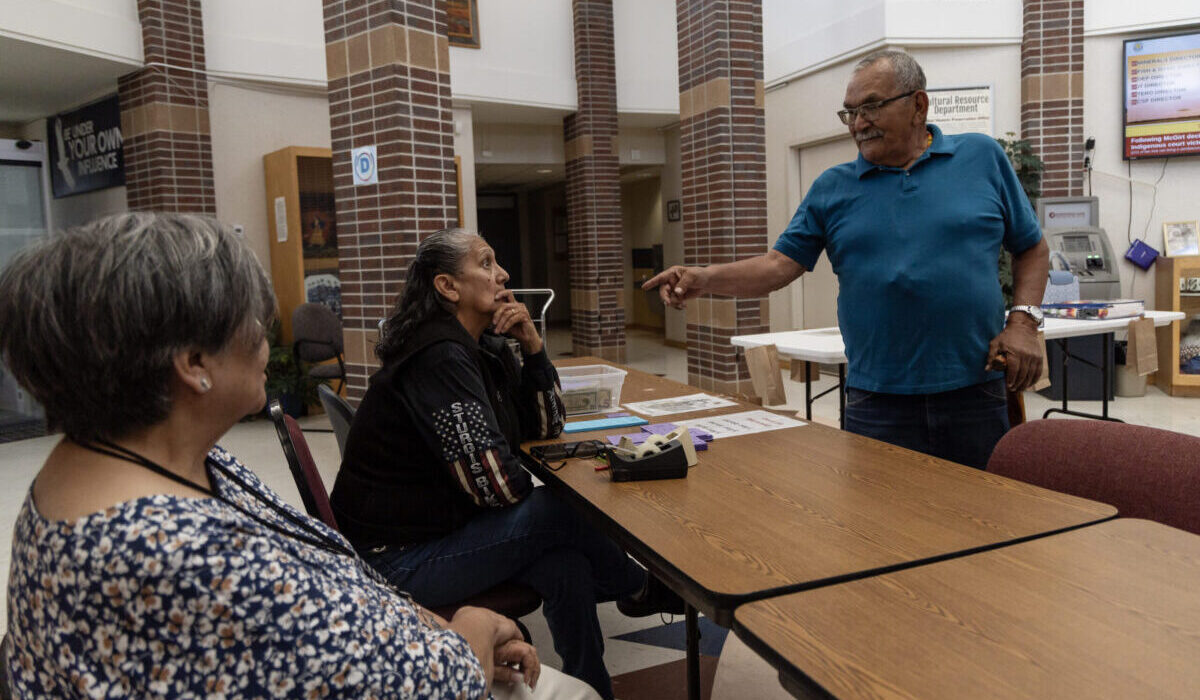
[641,250,806,308]
[986,238,1050,391]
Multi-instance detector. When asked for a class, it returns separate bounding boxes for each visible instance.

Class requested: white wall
[201,0,327,86]
[1085,1,1200,36]
[450,0,576,110]
[0,0,141,62]
[208,82,331,268]
[763,0,1021,85]
[474,123,564,165]
[613,0,678,115]
[1083,31,1200,306]
[451,0,679,116]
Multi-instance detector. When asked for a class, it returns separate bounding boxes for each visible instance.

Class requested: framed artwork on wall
[446,0,480,49]
[1163,221,1199,257]
[666,199,681,222]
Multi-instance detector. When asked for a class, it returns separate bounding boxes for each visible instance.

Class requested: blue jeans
[363,487,644,700]
[843,378,1010,469]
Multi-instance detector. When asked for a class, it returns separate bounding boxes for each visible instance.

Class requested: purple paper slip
[642,423,713,442]
[606,432,649,445]
[605,432,709,450]
[605,412,632,418]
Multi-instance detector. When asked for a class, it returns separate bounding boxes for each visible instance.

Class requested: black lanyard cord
[74,439,356,559]
[207,458,356,559]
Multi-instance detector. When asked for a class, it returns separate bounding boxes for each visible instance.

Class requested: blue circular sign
[353,147,377,184]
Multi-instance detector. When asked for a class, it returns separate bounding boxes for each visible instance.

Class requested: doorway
[0,140,50,440]
[477,193,524,286]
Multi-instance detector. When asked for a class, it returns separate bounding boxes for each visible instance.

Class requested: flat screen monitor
[1123,30,1200,160]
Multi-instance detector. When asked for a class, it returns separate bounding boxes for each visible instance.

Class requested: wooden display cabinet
[1154,255,1200,397]
[263,146,339,343]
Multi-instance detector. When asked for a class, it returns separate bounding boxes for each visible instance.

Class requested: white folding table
[731,310,1185,424]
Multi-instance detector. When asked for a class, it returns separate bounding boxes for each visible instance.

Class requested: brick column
[323,0,457,403]
[117,0,215,214]
[1021,0,1084,197]
[676,0,769,395]
[564,0,626,362]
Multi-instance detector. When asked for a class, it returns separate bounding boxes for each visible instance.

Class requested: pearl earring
[199,377,211,392]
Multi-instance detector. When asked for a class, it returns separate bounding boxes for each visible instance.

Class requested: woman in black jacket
[330,228,679,700]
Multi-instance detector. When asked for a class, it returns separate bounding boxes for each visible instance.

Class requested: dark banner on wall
[46,95,125,198]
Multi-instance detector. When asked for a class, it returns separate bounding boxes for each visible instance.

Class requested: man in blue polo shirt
[643,50,1048,469]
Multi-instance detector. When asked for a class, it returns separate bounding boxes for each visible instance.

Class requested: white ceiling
[0,35,139,125]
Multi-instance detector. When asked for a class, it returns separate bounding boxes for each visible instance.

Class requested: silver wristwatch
[1010,304,1044,327]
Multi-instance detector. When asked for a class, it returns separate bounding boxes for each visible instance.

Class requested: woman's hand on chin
[491,291,543,355]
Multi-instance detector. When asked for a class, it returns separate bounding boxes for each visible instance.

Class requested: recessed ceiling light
[536,168,553,173]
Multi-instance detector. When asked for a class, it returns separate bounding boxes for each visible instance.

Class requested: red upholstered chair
[988,419,1200,535]
[267,400,541,636]
[270,400,340,529]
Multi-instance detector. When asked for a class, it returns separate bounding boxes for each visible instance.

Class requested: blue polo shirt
[773,124,1042,394]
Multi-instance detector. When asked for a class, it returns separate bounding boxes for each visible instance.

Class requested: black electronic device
[607,441,688,482]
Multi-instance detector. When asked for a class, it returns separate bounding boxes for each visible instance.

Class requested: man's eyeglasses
[527,440,607,471]
[837,90,917,125]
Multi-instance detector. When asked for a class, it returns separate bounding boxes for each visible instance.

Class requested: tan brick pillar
[323,0,458,403]
[117,0,215,214]
[564,0,626,363]
[676,0,769,395]
[1022,0,1085,197]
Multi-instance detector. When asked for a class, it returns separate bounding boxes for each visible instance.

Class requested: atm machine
[1035,197,1121,400]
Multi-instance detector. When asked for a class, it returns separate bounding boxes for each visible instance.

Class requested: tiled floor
[0,327,1194,699]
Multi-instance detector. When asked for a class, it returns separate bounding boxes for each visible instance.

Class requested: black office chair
[317,384,355,457]
[292,303,346,393]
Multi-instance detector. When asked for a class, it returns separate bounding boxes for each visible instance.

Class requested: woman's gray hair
[0,212,275,442]
[855,50,927,93]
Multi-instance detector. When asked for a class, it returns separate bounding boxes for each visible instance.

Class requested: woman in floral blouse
[0,213,596,699]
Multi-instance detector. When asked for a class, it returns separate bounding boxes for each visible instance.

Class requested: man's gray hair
[854,50,927,93]
[0,212,276,442]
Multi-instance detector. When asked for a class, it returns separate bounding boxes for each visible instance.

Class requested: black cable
[76,438,356,559]
[1143,158,1170,242]
[1127,159,1133,244]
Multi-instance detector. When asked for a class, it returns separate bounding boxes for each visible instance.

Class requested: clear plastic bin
[558,364,627,416]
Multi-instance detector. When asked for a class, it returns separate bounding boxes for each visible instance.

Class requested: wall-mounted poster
[46,95,124,198]
[447,0,480,49]
[927,86,993,136]
[1163,221,1199,257]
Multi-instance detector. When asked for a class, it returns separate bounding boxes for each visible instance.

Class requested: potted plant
[264,321,321,418]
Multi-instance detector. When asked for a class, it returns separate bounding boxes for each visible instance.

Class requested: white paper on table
[687,410,806,439]
[622,393,738,417]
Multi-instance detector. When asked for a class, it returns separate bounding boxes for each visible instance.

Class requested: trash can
[1113,340,1146,398]
[1115,363,1147,397]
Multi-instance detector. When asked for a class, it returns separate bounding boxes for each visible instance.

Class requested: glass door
[0,140,50,439]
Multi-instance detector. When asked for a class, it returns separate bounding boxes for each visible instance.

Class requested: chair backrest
[318,383,355,457]
[292,302,344,362]
[988,419,1200,534]
[269,400,339,530]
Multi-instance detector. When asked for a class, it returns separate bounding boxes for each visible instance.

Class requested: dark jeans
[843,378,1010,469]
[363,487,644,700]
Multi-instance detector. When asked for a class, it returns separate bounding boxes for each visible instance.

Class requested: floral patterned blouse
[5,446,489,699]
